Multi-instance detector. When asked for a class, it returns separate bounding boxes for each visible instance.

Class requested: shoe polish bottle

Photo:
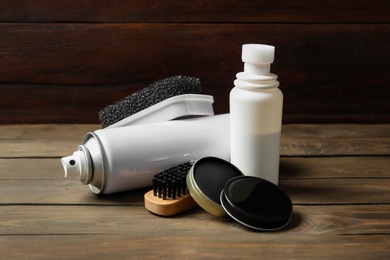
[230,44,283,185]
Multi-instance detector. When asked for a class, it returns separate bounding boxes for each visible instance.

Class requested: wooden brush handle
[144,190,198,216]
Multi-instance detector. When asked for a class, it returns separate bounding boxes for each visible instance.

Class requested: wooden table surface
[1,123,389,258]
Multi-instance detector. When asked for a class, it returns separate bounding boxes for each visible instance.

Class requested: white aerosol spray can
[61,114,230,194]
[230,44,283,185]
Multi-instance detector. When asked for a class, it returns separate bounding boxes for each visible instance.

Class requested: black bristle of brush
[98,75,201,128]
[152,161,194,200]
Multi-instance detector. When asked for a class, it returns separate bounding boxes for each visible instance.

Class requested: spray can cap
[242,44,275,64]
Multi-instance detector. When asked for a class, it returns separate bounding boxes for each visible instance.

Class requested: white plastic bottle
[230,44,283,185]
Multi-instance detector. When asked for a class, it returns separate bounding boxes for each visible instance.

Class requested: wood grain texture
[0,233,389,258]
[2,178,390,205]
[144,191,199,216]
[1,124,389,158]
[0,0,389,23]
[0,124,389,258]
[2,151,390,206]
[1,156,389,205]
[1,124,387,140]
[2,157,390,180]
[1,23,387,86]
[0,23,389,123]
[0,205,389,258]
[1,0,390,256]
[1,205,389,236]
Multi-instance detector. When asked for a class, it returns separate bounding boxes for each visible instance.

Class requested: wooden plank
[282,138,390,156]
[0,0,388,23]
[0,24,389,123]
[0,124,84,157]
[282,179,390,205]
[0,179,148,205]
[281,124,390,156]
[0,124,97,140]
[1,205,389,236]
[2,157,390,180]
[282,124,390,138]
[0,206,389,258]
[0,139,84,158]
[1,156,389,204]
[0,124,389,157]
[280,157,390,179]
[0,123,388,258]
[0,234,389,258]
[0,125,97,158]
[0,158,63,179]
[1,133,389,158]
[1,178,389,205]
[4,23,386,87]
[3,124,389,140]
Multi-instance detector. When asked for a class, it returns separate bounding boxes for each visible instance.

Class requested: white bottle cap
[242,44,275,64]
[235,43,279,88]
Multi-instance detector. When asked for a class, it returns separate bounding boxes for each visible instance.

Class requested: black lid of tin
[221,176,293,231]
[186,157,244,217]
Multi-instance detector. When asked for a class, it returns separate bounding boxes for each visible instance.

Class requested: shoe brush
[99,75,202,128]
[144,161,198,216]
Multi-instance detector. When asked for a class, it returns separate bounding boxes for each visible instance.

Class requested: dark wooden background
[0,0,389,124]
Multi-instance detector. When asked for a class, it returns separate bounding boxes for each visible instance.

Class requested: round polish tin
[186,157,244,217]
[220,176,293,231]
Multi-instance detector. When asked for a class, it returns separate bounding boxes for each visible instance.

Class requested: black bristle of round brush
[152,161,193,200]
[98,75,201,128]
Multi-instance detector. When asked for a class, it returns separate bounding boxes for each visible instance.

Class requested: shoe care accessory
[107,94,215,128]
[99,75,206,128]
[186,157,244,217]
[230,44,283,185]
[220,176,292,231]
[61,114,230,194]
[186,157,292,231]
[61,75,230,194]
[144,161,198,216]
[63,46,292,231]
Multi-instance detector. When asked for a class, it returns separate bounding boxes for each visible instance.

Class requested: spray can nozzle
[61,146,92,185]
